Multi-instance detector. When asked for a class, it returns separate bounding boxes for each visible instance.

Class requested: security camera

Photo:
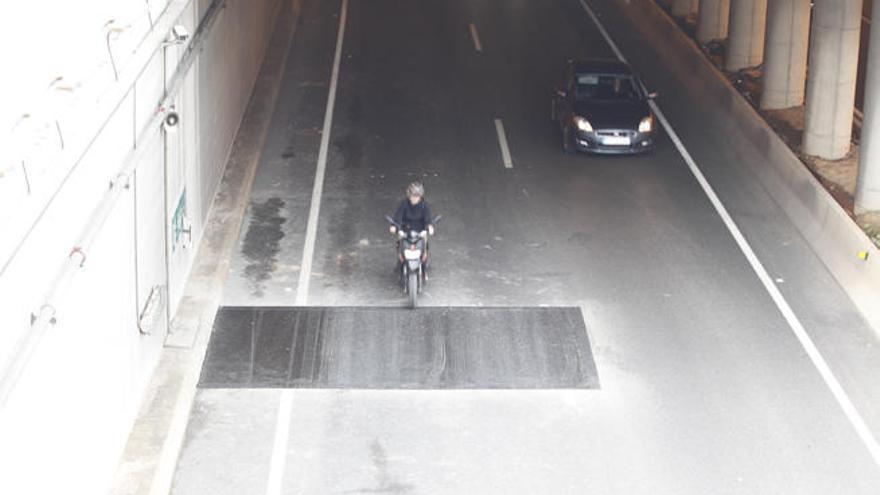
[163,110,180,132]
[170,25,190,43]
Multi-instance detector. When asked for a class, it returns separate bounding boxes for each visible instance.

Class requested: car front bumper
[574,129,654,155]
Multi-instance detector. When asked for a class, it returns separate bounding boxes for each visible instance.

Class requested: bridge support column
[672,0,698,17]
[760,0,811,109]
[726,0,767,70]
[856,1,880,213]
[697,0,730,43]
[803,0,863,159]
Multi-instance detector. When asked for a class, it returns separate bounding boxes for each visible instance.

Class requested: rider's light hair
[407,181,425,198]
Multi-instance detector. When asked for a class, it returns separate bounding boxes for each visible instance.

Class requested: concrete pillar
[856,1,880,213]
[726,0,767,70]
[760,0,811,109]
[803,0,863,159]
[697,0,730,43]
[672,0,698,17]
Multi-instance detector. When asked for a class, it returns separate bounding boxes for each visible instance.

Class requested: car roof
[570,59,632,75]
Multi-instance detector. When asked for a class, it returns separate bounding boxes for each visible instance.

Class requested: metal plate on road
[199,306,599,389]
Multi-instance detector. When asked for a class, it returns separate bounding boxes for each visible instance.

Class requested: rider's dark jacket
[393,198,432,232]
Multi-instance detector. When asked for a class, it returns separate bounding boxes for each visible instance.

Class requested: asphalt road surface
[173,0,880,493]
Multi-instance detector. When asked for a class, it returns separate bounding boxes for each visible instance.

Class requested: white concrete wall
[0,0,281,492]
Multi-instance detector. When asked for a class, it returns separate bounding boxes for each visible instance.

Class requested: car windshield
[575,74,640,101]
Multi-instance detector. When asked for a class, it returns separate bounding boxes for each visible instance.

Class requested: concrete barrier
[619,0,880,332]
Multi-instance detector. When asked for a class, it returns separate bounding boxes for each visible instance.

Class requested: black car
[551,59,656,154]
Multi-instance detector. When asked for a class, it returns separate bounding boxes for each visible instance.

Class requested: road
[172,0,880,493]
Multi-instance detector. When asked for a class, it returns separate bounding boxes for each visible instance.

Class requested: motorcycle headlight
[573,116,593,132]
[639,116,653,133]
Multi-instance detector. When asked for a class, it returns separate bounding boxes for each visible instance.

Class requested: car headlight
[639,116,653,133]
[573,116,593,132]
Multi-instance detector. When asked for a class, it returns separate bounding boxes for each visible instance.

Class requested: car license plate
[602,136,631,146]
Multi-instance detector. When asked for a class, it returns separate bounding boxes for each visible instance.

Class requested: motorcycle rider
[390,181,435,275]
[390,181,435,236]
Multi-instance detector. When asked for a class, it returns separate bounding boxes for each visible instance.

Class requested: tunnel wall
[618,1,880,333]
[0,0,282,493]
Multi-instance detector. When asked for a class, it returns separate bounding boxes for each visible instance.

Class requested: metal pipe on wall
[0,0,229,409]
[0,173,132,407]
[0,0,191,280]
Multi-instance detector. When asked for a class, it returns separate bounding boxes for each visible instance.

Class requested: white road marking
[494,118,514,168]
[295,0,348,307]
[469,22,483,52]
[265,391,294,495]
[265,0,349,493]
[578,0,880,470]
[577,0,627,62]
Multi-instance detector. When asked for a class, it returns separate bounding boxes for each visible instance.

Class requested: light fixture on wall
[162,25,190,46]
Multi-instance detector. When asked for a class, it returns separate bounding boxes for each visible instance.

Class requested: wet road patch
[199,306,599,389]
[240,197,286,297]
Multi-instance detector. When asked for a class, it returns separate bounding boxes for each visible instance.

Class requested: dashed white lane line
[469,22,483,52]
[577,0,880,470]
[494,118,514,169]
[265,0,349,493]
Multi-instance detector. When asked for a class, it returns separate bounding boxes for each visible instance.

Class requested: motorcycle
[385,214,441,308]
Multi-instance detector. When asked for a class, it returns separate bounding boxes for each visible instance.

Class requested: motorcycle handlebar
[385,215,400,229]
[385,214,441,235]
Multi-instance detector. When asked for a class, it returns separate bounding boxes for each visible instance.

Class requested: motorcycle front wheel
[407,272,418,309]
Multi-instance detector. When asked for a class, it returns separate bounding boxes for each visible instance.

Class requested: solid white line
[494,119,514,168]
[295,0,348,307]
[577,0,628,63]
[578,0,880,469]
[264,0,349,493]
[265,391,294,495]
[469,22,483,52]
